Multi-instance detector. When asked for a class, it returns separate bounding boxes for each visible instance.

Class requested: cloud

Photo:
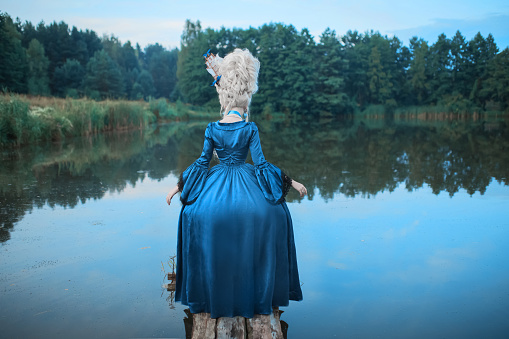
[327,260,348,270]
[4,1,508,50]
[383,219,420,240]
[381,244,482,284]
[391,13,509,48]
[69,17,184,49]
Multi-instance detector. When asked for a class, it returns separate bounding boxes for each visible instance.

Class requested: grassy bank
[0,94,215,146]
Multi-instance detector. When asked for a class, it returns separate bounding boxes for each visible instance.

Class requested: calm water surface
[1,118,508,338]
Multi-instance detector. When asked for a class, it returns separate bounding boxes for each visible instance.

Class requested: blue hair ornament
[204,49,223,87]
[211,75,221,87]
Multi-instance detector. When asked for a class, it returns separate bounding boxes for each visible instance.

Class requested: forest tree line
[178,20,509,114]
[0,12,178,101]
[1,13,509,116]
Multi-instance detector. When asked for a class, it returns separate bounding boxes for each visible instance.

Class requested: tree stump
[183,308,286,339]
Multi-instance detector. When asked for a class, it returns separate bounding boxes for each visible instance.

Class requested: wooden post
[183,308,286,339]
[216,316,246,339]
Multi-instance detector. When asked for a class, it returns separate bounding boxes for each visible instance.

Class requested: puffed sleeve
[178,123,214,205]
[249,123,293,204]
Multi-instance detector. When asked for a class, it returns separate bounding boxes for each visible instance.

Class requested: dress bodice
[178,120,292,206]
[212,121,251,165]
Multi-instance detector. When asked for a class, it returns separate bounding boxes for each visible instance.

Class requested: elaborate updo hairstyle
[216,48,260,119]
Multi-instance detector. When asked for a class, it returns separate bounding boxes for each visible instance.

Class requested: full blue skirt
[175,162,302,319]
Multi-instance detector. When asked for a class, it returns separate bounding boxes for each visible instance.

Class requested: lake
[1,117,508,338]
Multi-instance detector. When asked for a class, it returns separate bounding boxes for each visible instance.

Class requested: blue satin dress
[175,119,303,319]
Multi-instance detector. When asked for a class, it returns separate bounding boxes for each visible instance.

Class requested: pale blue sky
[3,0,509,49]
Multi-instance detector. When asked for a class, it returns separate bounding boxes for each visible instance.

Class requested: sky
[2,0,509,50]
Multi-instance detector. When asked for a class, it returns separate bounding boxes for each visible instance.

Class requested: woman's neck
[228,107,245,115]
[220,107,246,123]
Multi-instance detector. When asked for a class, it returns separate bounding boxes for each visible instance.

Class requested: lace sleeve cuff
[177,172,184,193]
[278,171,293,204]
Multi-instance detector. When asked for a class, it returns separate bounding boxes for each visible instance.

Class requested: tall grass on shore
[0,94,215,146]
[0,94,154,145]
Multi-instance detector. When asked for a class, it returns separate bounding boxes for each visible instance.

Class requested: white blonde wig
[216,48,260,118]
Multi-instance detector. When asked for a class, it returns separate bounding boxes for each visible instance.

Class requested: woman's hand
[166,185,180,206]
[291,180,307,197]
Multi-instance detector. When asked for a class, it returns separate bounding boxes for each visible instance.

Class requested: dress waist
[218,160,246,166]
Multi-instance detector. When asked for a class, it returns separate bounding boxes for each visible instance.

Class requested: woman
[166,48,306,319]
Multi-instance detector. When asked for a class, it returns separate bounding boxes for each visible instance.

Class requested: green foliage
[0,12,178,101]
[0,93,218,146]
[482,48,509,110]
[259,24,316,114]
[84,50,125,99]
[427,34,452,102]
[133,70,155,100]
[0,94,74,144]
[149,98,178,119]
[53,59,85,96]
[145,44,178,99]
[0,95,30,144]
[0,11,507,117]
[177,20,215,105]
[26,39,50,95]
[176,24,505,116]
[315,28,350,114]
[468,33,499,108]
[408,38,430,104]
[342,30,370,107]
[368,46,391,104]
[0,13,28,93]
[0,94,155,145]
[450,31,468,95]
[101,36,140,98]
[131,83,143,100]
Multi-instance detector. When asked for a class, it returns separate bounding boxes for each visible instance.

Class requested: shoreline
[1,94,507,147]
[0,94,216,147]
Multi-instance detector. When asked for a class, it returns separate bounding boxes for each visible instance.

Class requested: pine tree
[482,48,509,109]
[0,13,28,93]
[450,31,469,97]
[367,46,392,105]
[342,30,370,107]
[427,33,452,102]
[26,39,50,95]
[53,59,85,97]
[133,70,155,100]
[84,50,124,99]
[468,33,499,108]
[145,44,178,99]
[177,20,215,105]
[408,38,430,104]
[315,28,349,115]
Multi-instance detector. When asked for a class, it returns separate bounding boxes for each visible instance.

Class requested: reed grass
[359,104,387,120]
[358,103,508,123]
[394,105,488,122]
[0,94,215,146]
[149,98,179,120]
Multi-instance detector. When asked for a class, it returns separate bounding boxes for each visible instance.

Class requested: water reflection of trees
[1,119,508,243]
[0,123,205,243]
[257,119,509,200]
